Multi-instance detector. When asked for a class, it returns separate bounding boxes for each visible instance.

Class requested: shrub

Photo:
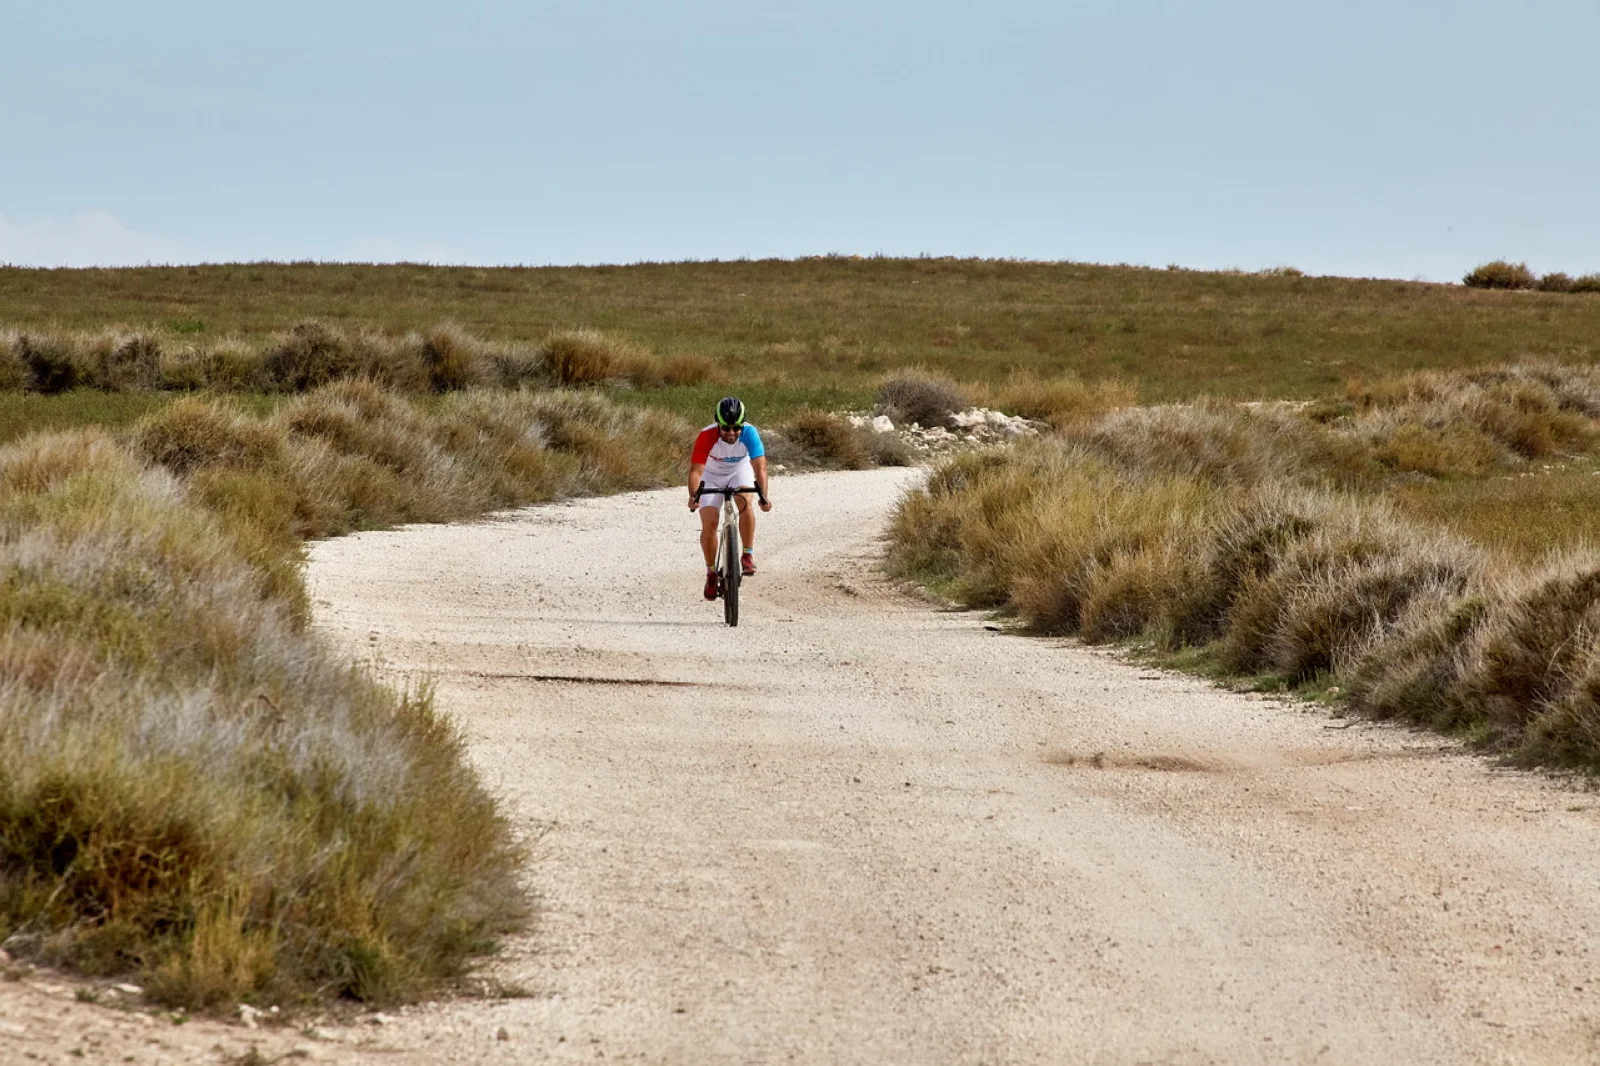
[878,370,969,429]
[0,429,529,1004]
[485,341,550,388]
[420,324,490,392]
[1342,592,1487,730]
[1458,556,1600,746]
[659,353,717,387]
[16,332,89,394]
[74,331,165,391]
[133,397,285,477]
[0,383,703,1002]
[545,328,630,386]
[864,429,914,467]
[1074,401,1374,489]
[1537,272,1575,293]
[991,371,1134,429]
[774,409,870,470]
[1366,417,1503,477]
[1572,274,1600,294]
[262,321,362,391]
[0,332,27,392]
[1463,260,1536,290]
[159,339,265,392]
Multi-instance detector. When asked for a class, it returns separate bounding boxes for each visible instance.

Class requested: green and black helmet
[716,396,746,429]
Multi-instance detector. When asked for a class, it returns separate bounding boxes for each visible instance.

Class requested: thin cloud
[0,212,180,268]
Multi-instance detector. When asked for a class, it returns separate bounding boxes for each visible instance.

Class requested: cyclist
[688,396,771,600]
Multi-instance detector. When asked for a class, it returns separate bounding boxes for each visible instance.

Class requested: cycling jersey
[691,424,764,473]
[692,424,764,506]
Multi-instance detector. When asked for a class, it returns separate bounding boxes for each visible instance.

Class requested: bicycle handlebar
[692,483,768,506]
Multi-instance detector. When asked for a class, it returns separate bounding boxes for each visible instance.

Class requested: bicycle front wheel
[722,523,740,627]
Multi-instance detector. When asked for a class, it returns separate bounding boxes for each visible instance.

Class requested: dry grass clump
[1463,260,1536,290]
[987,371,1134,429]
[1346,554,1600,765]
[13,332,92,393]
[1069,401,1376,489]
[887,443,1214,618]
[889,370,1600,768]
[158,338,264,392]
[889,442,1473,681]
[0,383,693,1003]
[770,410,872,471]
[878,370,971,429]
[0,331,28,391]
[0,322,602,396]
[1215,499,1482,682]
[1346,362,1600,468]
[0,430,525,1006]
[543,328,664,387]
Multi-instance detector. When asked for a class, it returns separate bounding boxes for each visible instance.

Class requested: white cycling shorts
[698,461,756,509]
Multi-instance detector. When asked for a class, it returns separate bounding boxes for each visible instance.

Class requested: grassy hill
[5,258,1599,406]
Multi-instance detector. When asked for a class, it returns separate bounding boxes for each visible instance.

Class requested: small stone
[496,1027,510,1041]
[238,1004,262,1029]
[870,414,895,433]
[113,983,142,996]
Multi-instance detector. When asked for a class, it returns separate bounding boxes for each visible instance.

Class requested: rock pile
[846,407,1042,457]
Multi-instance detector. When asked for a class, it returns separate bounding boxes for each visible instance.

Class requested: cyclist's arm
[752,456,771,509]
[687,462,707,508]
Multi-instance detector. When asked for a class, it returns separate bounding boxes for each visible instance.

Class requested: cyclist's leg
[698,501,721,568]
[736,493,756,553]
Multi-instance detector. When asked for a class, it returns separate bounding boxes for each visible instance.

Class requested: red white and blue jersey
[691,424,764,486]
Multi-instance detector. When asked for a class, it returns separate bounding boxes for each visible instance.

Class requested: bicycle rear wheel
[722,523,740,627]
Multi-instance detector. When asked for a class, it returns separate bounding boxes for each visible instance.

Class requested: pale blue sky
[2,0,1595,280]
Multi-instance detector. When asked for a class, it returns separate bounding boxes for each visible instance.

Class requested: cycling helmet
[715,396,746,429]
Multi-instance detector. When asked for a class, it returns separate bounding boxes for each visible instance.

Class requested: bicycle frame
[693,484,765,627]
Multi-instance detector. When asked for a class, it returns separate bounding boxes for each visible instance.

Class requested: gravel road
[7,467,1600,1064]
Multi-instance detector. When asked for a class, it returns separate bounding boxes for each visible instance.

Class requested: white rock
[238,1004,262,1029]
[113,983,142,995]
[870,415,895,433]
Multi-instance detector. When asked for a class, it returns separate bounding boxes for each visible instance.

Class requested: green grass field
[6,258,1600,405]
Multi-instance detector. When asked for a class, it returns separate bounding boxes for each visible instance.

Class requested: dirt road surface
[6,467,1600,1064]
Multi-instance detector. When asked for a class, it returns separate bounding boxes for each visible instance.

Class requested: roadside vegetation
[888,362,1600,770]
[0,383,688,1008]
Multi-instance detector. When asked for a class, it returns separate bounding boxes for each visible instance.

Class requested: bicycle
[693,484,766,627]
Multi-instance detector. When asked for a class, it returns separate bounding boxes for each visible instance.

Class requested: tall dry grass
[0,322,687,397]
[889,363,1600,768]
[1,384,692,1006]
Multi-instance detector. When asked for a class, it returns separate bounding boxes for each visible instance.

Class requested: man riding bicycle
[688,397,772,600]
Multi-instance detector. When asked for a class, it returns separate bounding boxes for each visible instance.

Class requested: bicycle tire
[722,522,740,627]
